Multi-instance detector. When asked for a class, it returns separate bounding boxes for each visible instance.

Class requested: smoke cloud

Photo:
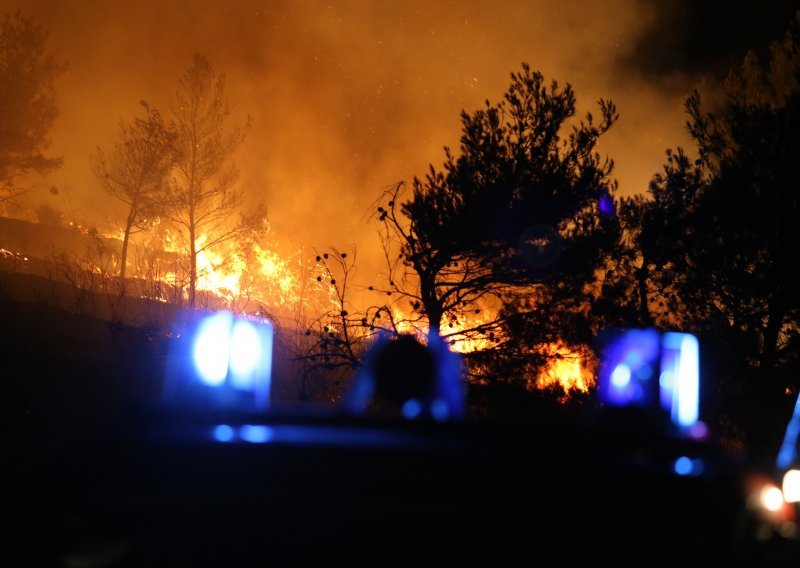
[4,0,796,277]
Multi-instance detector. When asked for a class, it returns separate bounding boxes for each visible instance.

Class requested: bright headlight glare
[783,469,800,503]
[760,484,785,513]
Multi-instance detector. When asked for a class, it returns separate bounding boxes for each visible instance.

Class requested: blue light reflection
[240,424,274,444]
[598,194,616,217]
[213,424,235,442]
[673,456,705,477]
[674,456,693,476]
[402,399,422,419]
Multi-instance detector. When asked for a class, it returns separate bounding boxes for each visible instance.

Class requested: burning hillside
[0,214,597,400]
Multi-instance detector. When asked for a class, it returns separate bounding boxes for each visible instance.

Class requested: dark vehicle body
[14,405,794,567]
[9,316,799,567]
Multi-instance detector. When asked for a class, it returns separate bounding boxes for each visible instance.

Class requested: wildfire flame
[0,248,28,261]
[95,222,339,319]
[193,234,246,301]
[384,309,493,352]
[388,305,595,400]
[5,214,596,401]
[534,341,595,398]
[160,231,337,318]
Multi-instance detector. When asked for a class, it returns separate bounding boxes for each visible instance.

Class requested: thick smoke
[621,0,799,80]
[3,0,796,278]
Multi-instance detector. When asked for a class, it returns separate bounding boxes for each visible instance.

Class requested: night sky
[3,0,799,272]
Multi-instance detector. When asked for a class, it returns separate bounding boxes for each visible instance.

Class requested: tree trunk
[636,265,652,326]
[120,221,132,281]
[189,222,197,309]
[421,276,443,340]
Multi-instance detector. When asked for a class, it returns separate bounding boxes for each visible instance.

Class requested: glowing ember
[0,248,28,261]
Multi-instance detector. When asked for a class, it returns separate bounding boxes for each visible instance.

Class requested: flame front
[116,226,339,320]
[194,234,245,301]
[534,341,595,398]
[388,304,595,400]
[5,217,596,401]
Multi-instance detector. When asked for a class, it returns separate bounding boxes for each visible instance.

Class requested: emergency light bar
[597,328,700,432]
[163,310,274,413]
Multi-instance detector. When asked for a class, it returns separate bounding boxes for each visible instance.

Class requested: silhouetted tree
[168,54,260,308]
[295,248,367,395]
[92,102,174,280]
[372,63,618,384]
[296,246,414,401]
[613,11,800,456]
[602,148,707,331]
[0,10,66,204]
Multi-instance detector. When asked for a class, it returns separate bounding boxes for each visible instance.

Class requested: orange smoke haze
[4,0,700,282]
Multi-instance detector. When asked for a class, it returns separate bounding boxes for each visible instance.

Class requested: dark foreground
[11,405,800,567]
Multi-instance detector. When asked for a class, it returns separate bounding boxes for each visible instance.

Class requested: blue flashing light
[429,332,466,420]
[660,332,700,429]
[240,424,274,444]
[229,320,262,388]
[598,328,660,407]
[193,312,233,386]
[777,392,800,469]
[213,424,235,442]
[598,328,701,432]
[598,194,615,217]
[402,399,422,419]
[190,312,273,411]
[692,458,706,476]
[343,331,466,421]
[230,320,272,390]
[673,456,705,477]
[164,311,274,413]
[610,364,632,389]
[228,320,274,411]
[674,456,693,476]
[688,421,709,441]
[431,398,450,422]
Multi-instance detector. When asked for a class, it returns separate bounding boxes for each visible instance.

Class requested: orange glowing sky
[4,0,797,277]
